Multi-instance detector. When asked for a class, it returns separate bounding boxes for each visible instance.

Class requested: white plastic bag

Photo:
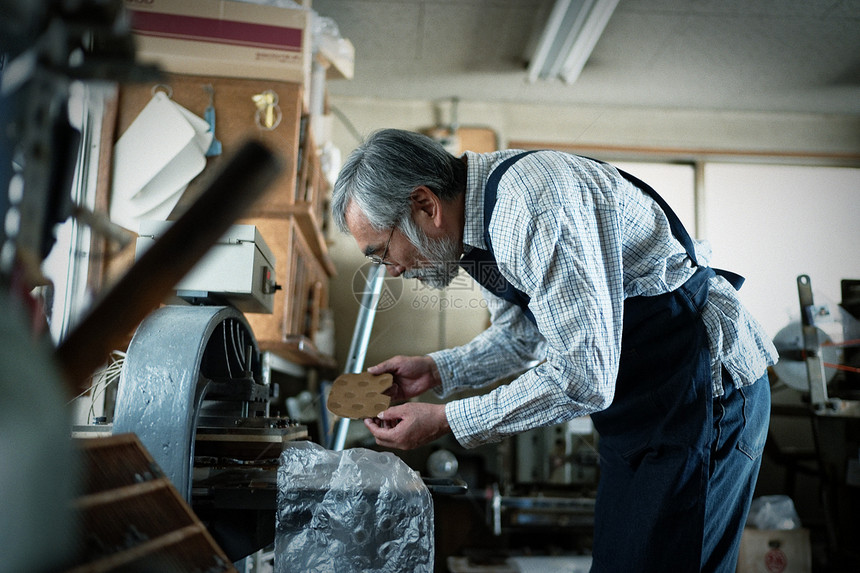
[276,441,434,573]
[747,495,802,530]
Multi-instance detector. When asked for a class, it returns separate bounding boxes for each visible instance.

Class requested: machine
[108,303,308,561]
[1,1,292,567]
[72,224,308,562]
[791,275,860,570]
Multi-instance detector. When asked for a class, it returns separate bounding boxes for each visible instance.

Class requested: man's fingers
[376,408,402,429]
[368,355,403,375]
[364,413,399,431]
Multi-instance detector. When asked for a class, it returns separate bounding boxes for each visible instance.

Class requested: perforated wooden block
[327,372,393,419]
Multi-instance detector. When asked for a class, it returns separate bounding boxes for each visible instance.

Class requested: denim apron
[459,152,769,572]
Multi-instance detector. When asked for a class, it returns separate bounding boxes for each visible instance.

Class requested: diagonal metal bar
[329,263,386,451]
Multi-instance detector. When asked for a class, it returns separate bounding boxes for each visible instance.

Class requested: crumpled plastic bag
[747,495,802,530]
[275,441,434,573]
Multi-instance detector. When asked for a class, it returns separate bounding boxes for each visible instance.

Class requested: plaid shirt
[430,150,777,449]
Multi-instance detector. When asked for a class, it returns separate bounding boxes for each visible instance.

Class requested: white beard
[401,231,461,289]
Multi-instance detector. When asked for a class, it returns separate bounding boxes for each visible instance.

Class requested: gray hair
[330,129,465,239]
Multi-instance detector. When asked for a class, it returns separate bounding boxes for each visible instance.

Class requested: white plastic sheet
[110,91,212,232]
[747,495,802,530]
[276,441,434,573]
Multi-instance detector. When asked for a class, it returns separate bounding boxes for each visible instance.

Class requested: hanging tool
[203,84,222,157]
[797,274,839,411]
[252,89,282,131]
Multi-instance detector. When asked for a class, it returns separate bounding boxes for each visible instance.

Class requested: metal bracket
[797,275,838,412]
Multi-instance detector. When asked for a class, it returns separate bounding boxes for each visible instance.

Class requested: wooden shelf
[107,74,335,373]
[69,434,235,573]
[291,115,334,276]
[285,202,335,276]
[259,336,337,372]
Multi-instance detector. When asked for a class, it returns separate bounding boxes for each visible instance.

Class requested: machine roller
[112,304,307,560]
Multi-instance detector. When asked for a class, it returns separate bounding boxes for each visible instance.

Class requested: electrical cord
[66,350,126,423]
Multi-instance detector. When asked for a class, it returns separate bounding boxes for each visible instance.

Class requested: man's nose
[386,264,404,277]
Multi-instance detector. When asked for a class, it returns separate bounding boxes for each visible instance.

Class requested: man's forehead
[344,201,372,234]
[345,202,388,258]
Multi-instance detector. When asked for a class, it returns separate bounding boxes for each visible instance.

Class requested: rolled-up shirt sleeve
[429,286,547,397]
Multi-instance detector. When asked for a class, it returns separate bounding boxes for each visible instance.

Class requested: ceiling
[311,0,860,117]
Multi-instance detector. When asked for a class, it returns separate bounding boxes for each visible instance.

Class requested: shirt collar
[461,150,526,253]
[462,150,490,251]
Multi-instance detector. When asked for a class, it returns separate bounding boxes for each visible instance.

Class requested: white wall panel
[703,163,860,338]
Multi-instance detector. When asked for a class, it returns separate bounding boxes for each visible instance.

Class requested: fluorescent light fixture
[527,0,620,84]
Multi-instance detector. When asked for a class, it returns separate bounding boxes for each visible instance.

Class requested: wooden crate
[69,434,236,573]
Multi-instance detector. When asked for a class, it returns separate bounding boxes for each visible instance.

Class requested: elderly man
[331,128,776,572]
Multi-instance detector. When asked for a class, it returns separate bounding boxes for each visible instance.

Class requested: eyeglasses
[366,225,396,266]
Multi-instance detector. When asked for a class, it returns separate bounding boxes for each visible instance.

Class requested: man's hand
[368,355,442,401]
[363,402,450,450]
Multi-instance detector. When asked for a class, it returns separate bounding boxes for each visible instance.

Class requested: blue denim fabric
[590,266,770,572]
[701,371,770,571]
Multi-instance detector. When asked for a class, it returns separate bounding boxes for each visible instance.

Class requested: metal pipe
[330,263,386,450]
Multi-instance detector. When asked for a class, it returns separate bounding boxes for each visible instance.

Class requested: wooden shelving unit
[106,73,336,368]
[68,434,236,573]
[292,117,335,276]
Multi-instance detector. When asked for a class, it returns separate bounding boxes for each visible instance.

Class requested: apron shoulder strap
[592,157,746,290]
[460,151,744,325]
[459,151,538,324]
[612,167,699,266]
[482,150,540,250]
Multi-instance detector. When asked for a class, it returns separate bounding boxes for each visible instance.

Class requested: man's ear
[410,186,443,227]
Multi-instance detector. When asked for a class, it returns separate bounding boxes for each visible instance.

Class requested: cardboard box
[124,0,311,85]
[737,528,811,573]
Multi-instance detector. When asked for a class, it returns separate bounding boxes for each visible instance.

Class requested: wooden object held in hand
[327,372,393,419]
